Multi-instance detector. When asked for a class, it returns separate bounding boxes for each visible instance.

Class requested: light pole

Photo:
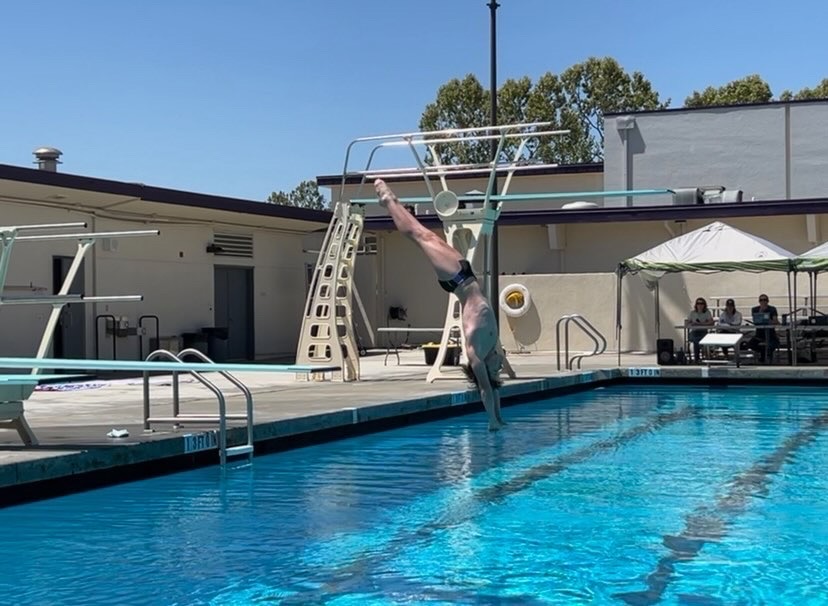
[487,0,500,326]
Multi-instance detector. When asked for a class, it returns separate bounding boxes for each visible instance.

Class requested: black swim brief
[438,259,476,293]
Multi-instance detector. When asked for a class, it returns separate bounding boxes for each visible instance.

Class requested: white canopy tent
[616,221,799,364]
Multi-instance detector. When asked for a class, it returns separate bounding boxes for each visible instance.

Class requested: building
[0,154,329,362]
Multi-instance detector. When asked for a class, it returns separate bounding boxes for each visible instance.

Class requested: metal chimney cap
[33,147,63,159]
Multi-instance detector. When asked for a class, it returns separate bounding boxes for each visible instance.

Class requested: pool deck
[1,349,826,505]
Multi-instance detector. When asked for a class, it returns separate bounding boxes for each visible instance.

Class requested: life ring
[499,283,531,318]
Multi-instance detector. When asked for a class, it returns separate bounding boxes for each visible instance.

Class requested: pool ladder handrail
[142,348,254,466]
[555,314,607,371]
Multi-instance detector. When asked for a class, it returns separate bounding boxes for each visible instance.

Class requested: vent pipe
[33,147,63,172]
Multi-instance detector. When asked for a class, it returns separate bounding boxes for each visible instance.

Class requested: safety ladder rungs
[226,445,254,458]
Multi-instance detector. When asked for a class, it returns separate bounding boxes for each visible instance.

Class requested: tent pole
[616,266,623,366]
[654,281,661,344]
[788,270,797,366]
[813,272,818,316]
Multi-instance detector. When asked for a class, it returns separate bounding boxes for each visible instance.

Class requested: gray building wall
[603,101,828,207]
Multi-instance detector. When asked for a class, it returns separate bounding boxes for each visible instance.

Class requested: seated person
[686,297,714,362]
[717,298,743,356]
[747,294,779,363]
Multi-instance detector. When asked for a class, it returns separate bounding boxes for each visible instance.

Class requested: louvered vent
[212,233,254,258]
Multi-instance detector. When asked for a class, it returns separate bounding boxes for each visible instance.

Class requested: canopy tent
[793,241,828,316]
[796,241,828,272]
[615,221,799,364]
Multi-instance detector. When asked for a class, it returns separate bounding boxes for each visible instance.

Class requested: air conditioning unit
[721,189,743,203]
[672,188,703,205]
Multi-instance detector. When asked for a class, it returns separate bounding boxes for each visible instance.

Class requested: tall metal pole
[488,0,500,325]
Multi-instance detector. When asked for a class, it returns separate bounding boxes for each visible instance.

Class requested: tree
[684,74,773,108]
[267,179,329,210]
[779,78,828,101]
[418,57,668,165]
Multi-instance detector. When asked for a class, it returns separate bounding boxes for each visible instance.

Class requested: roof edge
[605,97,828,118]
[0,163,331,224]
[316,162,604,187]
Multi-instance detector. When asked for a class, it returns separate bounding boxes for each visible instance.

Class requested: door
[52,256,86,359]
[214,266,254,361]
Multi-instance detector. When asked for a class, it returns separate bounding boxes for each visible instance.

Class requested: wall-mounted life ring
[499,283,531,318]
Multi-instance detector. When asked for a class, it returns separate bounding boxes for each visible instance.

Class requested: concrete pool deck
[1,349,827,506]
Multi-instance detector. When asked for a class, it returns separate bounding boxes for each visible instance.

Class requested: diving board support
[0,401,37,446]
[0,222,159,446]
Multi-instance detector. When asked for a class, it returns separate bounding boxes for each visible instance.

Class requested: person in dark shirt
[747,294,779,363]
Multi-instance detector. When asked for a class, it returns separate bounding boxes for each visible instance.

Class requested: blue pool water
[1,384,827,605]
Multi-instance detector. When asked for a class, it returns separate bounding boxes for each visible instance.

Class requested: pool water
[1,384,827,605]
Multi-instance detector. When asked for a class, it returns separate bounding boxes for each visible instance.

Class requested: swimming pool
[0,384,826,605]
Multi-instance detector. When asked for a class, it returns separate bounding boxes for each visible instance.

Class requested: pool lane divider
[284,405,701,601]
[613,407,828,606]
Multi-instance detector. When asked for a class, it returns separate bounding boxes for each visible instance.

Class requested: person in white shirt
[718,298,743,328]
[686,297,714,362]
[717,298,743,357]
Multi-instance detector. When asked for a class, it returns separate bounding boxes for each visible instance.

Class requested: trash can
[181,331,208,355]
[202,327,229,362]
[422,343,460,366]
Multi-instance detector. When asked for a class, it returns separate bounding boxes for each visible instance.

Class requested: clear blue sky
[2,0,826,202]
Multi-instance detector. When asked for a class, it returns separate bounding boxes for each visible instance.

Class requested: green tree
[779,78,828,101]
[267,179,329,210]
[418,57,667,165]
[684,74,773,108]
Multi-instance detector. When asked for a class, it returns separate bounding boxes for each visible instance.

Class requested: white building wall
[0,200,311,360]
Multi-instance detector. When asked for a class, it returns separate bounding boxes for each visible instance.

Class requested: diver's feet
[488,419,506,432]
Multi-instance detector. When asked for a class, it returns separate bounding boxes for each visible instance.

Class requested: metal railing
[555,314,608,371]
[142,348,254,466]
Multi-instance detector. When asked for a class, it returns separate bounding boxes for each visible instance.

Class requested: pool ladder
[556,314,607,371]
[142,348,254,466]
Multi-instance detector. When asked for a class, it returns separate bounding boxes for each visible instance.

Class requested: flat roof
[364,197,828,229]
[605,97,828,118]
[0,163,331,225]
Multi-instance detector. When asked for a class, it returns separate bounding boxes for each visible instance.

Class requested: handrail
[178,347,254,464]
[142,349,231,466]
[568,316,607,370]
[556,314,608,371]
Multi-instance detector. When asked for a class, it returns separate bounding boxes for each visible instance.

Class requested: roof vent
[33,147,63,172]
